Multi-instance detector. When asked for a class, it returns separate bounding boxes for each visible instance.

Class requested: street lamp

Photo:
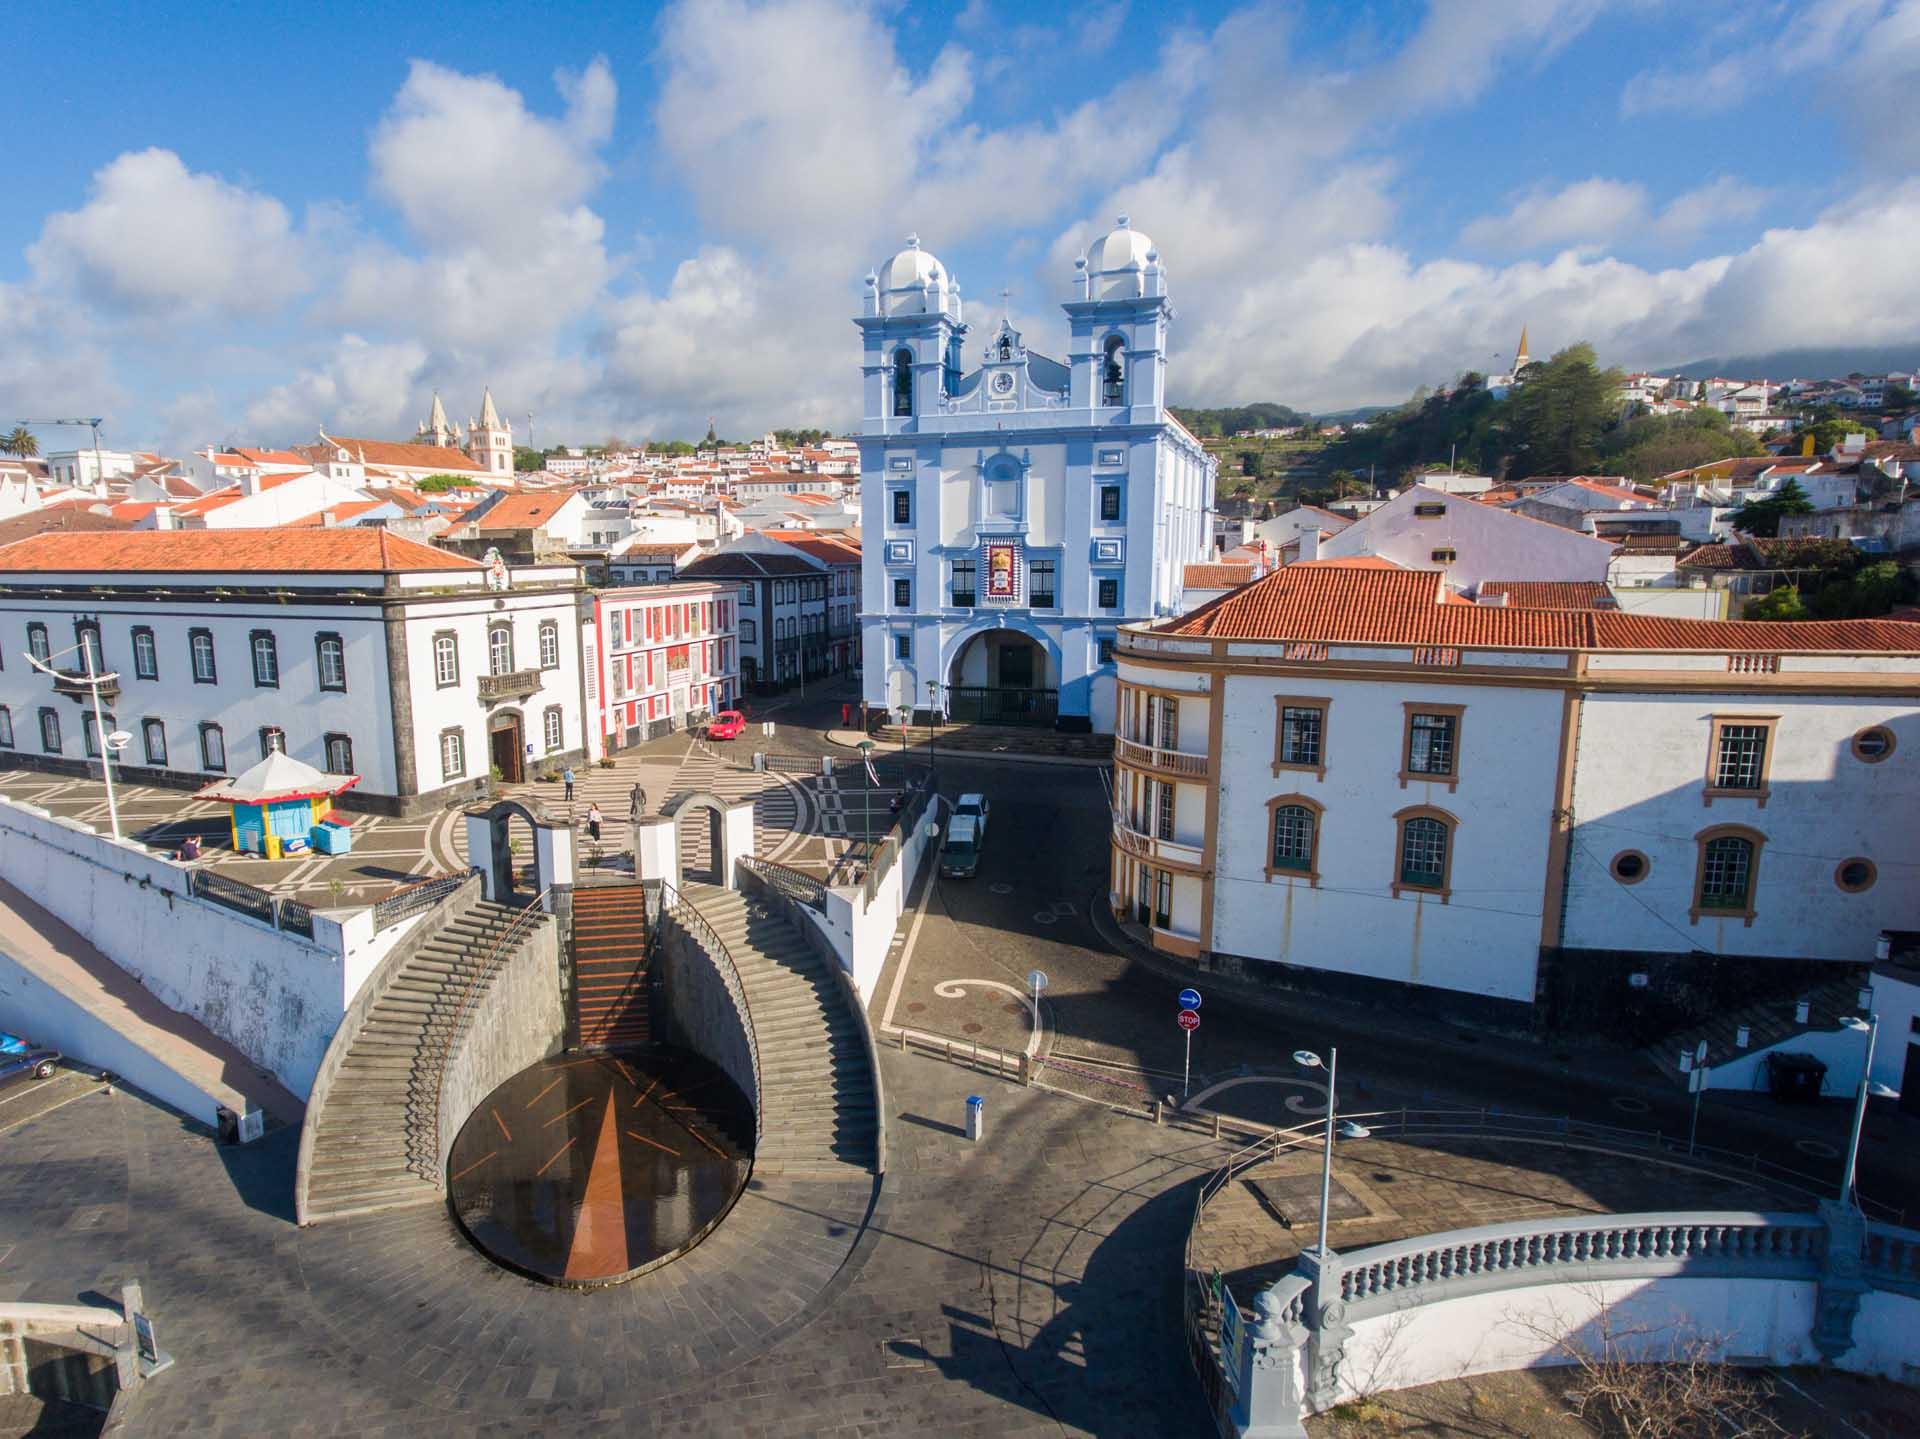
[925,679,941,780]
[23,638,125,840]
[1838,1013,1899,1208]
[1292,1047,1370,1260]
[856,739,876,850]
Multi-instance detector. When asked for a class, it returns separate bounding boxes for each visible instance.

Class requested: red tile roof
[476,494,575,530]
[1183,562,1256,588]
[0,528,479,574]
[761,531,861,565]
[1480,581,1616,610]
[1155,563,1920,653]
[303,435,485,473]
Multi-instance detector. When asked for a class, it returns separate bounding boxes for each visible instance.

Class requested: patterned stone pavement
[0,1048,1223,1437]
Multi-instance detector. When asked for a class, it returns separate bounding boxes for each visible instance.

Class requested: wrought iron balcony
[1114,736,1208,778]
[51,668,120,705]
[477,667,541,703]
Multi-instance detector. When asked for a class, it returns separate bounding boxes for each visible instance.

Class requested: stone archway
[463,798,575,908]
[943,621,1060,726]
[647,791,757,891]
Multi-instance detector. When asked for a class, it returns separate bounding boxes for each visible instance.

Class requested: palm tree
[1,426,38,458]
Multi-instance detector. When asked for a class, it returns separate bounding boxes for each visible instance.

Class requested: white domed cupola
[875,234,961,319]
[1085,215,1156,299]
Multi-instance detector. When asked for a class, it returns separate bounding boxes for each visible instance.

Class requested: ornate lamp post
[1291,1048,1370,1259]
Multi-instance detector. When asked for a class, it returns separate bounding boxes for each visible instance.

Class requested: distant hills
[1168,402,1309,437]
[1661,344,1920,382]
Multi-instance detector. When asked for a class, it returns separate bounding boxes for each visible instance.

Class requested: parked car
[0,1033,60,1089]
[940,813,982,879]
[706,710,747,741]
[953,792,991,837]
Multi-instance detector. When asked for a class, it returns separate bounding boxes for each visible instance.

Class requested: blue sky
[3,0,1917,452]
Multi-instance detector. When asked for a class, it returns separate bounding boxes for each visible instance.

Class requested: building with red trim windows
[585,582,738,756]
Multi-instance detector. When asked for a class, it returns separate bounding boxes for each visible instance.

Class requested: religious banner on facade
[983,540,1021,605]
[667,644,690,674]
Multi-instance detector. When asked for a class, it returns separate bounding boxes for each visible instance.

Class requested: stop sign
[1177,1008,1200,1032]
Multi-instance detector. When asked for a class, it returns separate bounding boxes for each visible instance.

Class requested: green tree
[1506,343,1624,478]
[1728,478,1815,537]
[1799,407,1869,455]
[1,426,38,458]
[649,439,696,457]
[1746,587,1807,621]
[512,446,544,472]
[416,474,470,493]
[1883,383,1916,413]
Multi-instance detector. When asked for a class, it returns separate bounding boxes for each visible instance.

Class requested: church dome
[1086,215,1155,298]
[876,234,949,315]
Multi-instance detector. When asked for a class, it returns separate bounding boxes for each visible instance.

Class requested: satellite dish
[104,730,133,752]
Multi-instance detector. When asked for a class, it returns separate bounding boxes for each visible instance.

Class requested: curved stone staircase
[302,899,551,1223]
[680,883,878,1177]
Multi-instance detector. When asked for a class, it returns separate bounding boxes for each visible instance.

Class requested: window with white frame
[544,706,563,752]
[433,633,459,687]
[142,718,167,766]
[316,633,346,691]
[39,708,60,753]
[488,625,514,676]
[539,620,560,670]
[0,705,11,748]
[250,631,279,687]
[324,733,353,774]
[190,629,216,683]
[440,729,466,780]
[131,627,158,680]
[200,722,225,771]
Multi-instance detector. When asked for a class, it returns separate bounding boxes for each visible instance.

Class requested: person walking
[563,767,575,802]
[586,802,603,844]
[628,785,645,825]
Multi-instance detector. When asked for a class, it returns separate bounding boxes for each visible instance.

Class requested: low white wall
[0,796,411,1098]
[1330,1276,1822,1408]
[823,803,938,1002]
[1702,1025,1869,1097]
[0,946,224,1126]
[1848,1289,1920,1380]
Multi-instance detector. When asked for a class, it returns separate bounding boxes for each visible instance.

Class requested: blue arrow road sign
[1178,988,1202,1009]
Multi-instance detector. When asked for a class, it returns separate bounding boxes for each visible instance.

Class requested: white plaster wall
[1320,485,1615,590]
[1700,1022,1875,1097]
[1563,693,1920,959]
[0,798,385,1096]
[1325,1276,1820,1408]
[0,594,399,794]
[202,471,368,528]
[0,945,236,1127]
[1611,588,1727,619]
[1867,972,1920,1094]
[1847,1289,1920,1380]
[1209,671,1564,1002]
[401,588,584,787]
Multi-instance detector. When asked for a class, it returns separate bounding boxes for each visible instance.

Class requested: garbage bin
[1765,1051,1827,1103]
[216,1106,240,1144]
[965,1095,985,1142]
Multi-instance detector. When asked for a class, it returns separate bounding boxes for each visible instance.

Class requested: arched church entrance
[488,709,525,785]
[946,629,1058,726]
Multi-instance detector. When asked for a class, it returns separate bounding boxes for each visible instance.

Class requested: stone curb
[822,729,1112,768]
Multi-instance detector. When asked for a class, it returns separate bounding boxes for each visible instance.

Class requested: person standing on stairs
[563,766,576,803]
[586,802,603,844]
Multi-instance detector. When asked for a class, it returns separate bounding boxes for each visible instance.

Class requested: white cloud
[1623,0,1920,163]
[240,335,431,442]
[1650,176,1774,240]
[1460,178,1650,253]
[370,58,615,252]
[29,148,306,317]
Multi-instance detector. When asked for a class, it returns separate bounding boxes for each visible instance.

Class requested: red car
[706,710,746,741]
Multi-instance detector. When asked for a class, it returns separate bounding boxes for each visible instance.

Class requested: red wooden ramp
[570,886,651,1050]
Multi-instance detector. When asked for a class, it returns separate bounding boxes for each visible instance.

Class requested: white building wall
[1320,485,1615,590]
[1563,692,1920,959]
[0,593,400,795]
[1206,668,1564,1003]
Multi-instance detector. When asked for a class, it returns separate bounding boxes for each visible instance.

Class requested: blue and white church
[856,219,1216,733]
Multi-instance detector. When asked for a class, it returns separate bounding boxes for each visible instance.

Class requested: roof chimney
[1299,528,1321,562]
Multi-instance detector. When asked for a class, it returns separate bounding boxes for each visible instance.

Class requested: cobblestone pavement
[0,1049,1223,1437]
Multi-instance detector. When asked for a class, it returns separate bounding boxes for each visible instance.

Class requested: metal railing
[185,868,315,938]
[417,889,552,1180]
[370,872,468,930]
[737,854,828,912]
[657,881,763,1146]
